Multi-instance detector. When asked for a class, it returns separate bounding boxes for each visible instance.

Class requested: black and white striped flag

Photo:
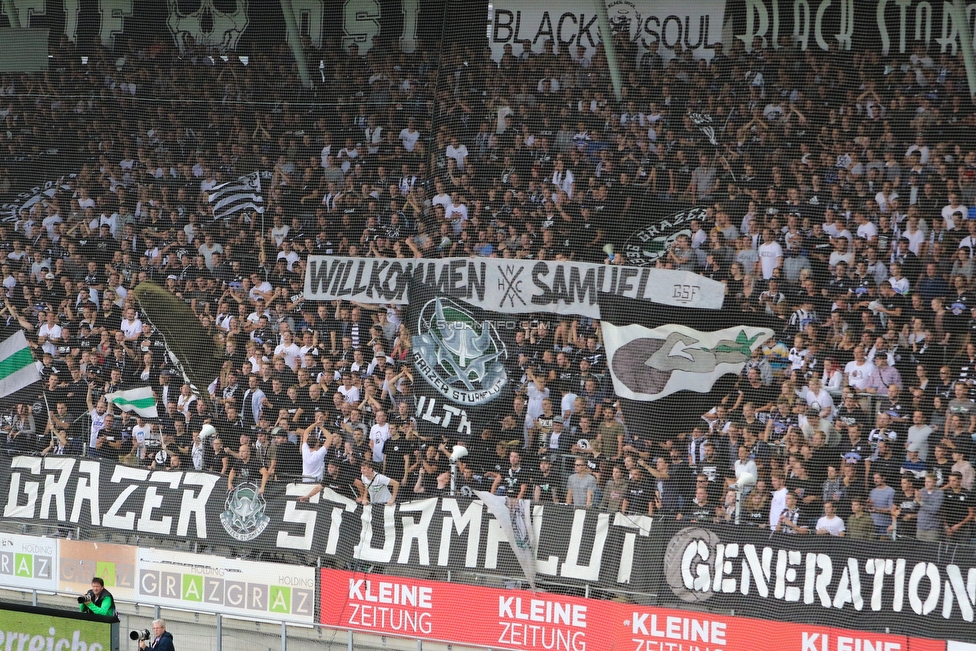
[208,172,265,220]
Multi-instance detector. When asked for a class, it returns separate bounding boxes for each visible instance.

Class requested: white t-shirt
[338,384,361,404]
[89,408,107,448]
[361,471,393,504]
[758,241,783,280]
[274,342,301,370]
[369,423,391,463]
[301,442,328,482]
[445,144,469,170]
[844,360,876,391]
[769,487,788,529]
[121,317,143,339]
[249,281,273,303]
[399,128,420,152]
[816,514,846,536]
[38,323,63,356]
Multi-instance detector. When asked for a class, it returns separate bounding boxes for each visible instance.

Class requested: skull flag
[598,292,776,441]
[407,276,518,442]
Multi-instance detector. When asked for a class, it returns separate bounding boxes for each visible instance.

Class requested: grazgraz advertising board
[304,256,726,316]
[0,533,58,593]
[135,548,315,624]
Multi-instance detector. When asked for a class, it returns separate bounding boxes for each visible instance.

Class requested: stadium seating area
[1,23,975,546]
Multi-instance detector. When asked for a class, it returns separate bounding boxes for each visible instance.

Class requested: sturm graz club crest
[413,297,508,406]
[622,205,708,267]
[220,482,270,542]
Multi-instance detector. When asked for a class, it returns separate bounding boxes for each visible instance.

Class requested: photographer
[78,577,118,621]
[139,620,174,651]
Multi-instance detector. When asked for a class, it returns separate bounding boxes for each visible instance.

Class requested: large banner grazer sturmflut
[304,256,726,316]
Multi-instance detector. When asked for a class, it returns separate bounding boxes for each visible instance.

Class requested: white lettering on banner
[497,596,587,651]
[664,529,976,622]
[630,613,727,644]
[346,578,434,634]
[99,0,133,50]
[735,0,976,56]
[304,256,725,316]
[802,633,902,651]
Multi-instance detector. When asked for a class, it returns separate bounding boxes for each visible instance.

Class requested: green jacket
[846,512,876,540]
[80,591,116,619]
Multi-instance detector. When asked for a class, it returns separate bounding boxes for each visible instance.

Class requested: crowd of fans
[0,27,974,544]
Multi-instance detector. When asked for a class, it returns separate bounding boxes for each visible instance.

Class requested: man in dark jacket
[140,620,175,651]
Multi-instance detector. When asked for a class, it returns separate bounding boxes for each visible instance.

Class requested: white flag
[0,330,40,398]
[104,386,158,418]
[476,491,537,590]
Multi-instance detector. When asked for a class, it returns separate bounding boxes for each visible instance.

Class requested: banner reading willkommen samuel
[304,256,726,317]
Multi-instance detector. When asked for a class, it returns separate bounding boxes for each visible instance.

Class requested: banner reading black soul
[0,455,658,591]
[651,520,976,641]
[598,292,776,438]
[406,277,518,439]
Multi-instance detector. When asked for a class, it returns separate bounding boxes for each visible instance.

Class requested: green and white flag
[0,330,40,398]
[104,386,158,418]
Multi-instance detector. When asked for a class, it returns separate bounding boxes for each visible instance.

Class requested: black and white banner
[0,0,451,55]
[652,520,976,641]
[490,0,976,65]
[208,172,264,220]
[0,455,659,591]
[599,292,775,437]
[406,277,518,438]
[305,256,725,316]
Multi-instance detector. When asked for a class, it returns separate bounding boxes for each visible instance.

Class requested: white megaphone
[450,445,469,463]
[199,423,216,440]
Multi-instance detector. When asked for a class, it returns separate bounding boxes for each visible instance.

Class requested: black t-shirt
[739,382,772,409]
[532,469,562,503]
[626,478,653,515]
[383,437,413,482]
[942,488,973,534]
[681,498,715,522]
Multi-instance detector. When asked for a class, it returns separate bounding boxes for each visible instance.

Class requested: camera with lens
[76,591,92,605]
[129,630,151,642]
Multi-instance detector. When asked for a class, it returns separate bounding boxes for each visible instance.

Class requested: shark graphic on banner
[598,293,775,439]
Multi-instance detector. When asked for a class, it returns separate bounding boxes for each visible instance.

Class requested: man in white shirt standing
[768,472,788,529]
[398,117,420,153]
[757,229,783,280]
[843,346,876,392]
[816,500,846,536]
[37,311,63,356]
[274,331,301,371]
[357,460,399,506]
[120,307,143,342]
[300,420,329,482]
[369,410,391,465]
[445,136,468,172]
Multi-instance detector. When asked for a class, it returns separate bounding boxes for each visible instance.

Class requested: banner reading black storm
[405,276,520,439]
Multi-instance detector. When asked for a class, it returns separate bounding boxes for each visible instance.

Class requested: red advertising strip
[319,569,946,651]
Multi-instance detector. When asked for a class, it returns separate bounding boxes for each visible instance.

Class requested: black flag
[406,276,517,443]
[598,293,776,440]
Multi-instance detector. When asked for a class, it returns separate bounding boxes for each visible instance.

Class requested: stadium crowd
[0,29,974,543]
